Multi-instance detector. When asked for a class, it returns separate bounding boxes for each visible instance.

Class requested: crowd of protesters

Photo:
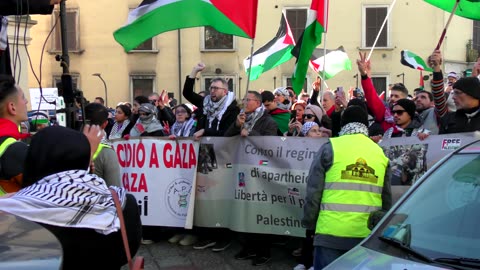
[0,48,479,269]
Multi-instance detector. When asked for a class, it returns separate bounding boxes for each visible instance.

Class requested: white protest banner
[111,138,199,228]
[29,88,58,110]
[112,133,477,237]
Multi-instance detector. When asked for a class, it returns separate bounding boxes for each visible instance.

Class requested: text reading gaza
[114,141,197,169]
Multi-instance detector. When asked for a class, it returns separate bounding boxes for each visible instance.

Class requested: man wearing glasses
[429,50,480,134]
[182,63,239,140]
[181,63,240,252]
[225,91,278,137]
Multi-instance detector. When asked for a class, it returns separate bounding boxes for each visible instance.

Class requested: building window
[474,21,480,54]
[284,76,309,94]
[286,8,307,43]
[202,26,235,51]
[132,39,154,51]
[130,75,155,99]
[51,9,80,52]
[371,76,388,100]
[53,74,79,90]
[363,6,389,48]
[129,8,155,52]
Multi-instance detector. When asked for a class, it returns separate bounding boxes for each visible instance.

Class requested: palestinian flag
[401,50,433,72]
[259,160,269,166]
[114,0,258,52]
[424,0,480,20]
[309,46,352,80]
[244,12,295,81]
[291,0,329,95]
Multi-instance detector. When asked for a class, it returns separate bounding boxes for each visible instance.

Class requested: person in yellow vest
[84,103,121,187]
[0,75,29,195]
[303,105,392,269]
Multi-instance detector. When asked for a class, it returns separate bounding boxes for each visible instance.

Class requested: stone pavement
[129,236,303,270]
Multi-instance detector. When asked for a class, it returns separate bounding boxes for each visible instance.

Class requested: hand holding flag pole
[434,0,460,50]
[366,0,398,61]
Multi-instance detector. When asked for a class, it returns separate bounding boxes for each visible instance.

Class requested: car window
[366,153,480,260]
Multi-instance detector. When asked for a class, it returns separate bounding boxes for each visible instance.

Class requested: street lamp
[92,73,108,107]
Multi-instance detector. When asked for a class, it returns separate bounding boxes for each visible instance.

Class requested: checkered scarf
[0,170,126,235]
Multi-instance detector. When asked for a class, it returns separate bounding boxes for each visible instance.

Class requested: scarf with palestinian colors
[0,170,126,235]
[243,105,265,132]
[203,91,235,130]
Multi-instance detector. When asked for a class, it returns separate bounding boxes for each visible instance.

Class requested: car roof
[458,140,480,154]
[0,211,62,270]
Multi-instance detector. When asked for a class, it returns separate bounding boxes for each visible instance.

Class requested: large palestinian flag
[291,0,329,95]
[424,0,480,20]
[309,46,351,80]
[244,12,295,81]
[114,0,258,52]
[401,50,433,72]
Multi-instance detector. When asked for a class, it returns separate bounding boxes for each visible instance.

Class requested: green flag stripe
[114,0,249,52]
[246,45,294,80]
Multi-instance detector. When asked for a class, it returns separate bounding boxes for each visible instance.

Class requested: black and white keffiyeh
[171,118,196,137]
[109,120,130,140]
[339,122,369,137]
[203,91,235,130]
[243,105,265,132]
[0,170,126,235]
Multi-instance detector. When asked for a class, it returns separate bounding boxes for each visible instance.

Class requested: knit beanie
[273,87,290,98]
[305,104,324,121]
[447,71,459,80]
[340,105,368,127]
[394,98,416,119]
[453,77,480,100]
[301,122,319,136]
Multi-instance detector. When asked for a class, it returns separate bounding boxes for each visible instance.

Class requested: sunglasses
[391,110,406,116]
[303,114,315,119]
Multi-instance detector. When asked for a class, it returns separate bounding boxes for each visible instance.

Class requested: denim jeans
[314,246,347,269]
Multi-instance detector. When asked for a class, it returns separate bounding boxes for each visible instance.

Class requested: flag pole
[319,0,329,104]
[366,0,398,61]
[434,0,460,50]
[245,38,255,93]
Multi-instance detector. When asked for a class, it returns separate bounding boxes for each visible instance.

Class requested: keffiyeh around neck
[0,170,126,235]
[203,91,235,130]
[243,105,265,132]
[339,122,369,137]
[109,120,130,140]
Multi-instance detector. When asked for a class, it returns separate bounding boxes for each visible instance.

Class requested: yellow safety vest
[316,134,388,238]
[92,143,112,161]
[0,137,19,196]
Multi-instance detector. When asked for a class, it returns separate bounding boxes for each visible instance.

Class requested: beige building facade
[24,0,478,109]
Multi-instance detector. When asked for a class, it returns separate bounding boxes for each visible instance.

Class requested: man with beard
[182,62,239,252]
[182,63,239,139]
[429,50,480,133]
[414,90,439,136]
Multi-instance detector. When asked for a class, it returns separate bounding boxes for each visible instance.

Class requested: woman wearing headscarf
[273,87,292,111]
[130,103,165,137]
[0,126,142,270]
[108,104,133,140]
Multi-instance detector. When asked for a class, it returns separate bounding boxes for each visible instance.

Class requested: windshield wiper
[378,235,434,263]
[433,257,480,269]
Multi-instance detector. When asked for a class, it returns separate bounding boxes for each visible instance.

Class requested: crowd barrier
[111,132,477,237]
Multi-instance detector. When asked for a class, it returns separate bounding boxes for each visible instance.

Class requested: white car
[325,140,480,270]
